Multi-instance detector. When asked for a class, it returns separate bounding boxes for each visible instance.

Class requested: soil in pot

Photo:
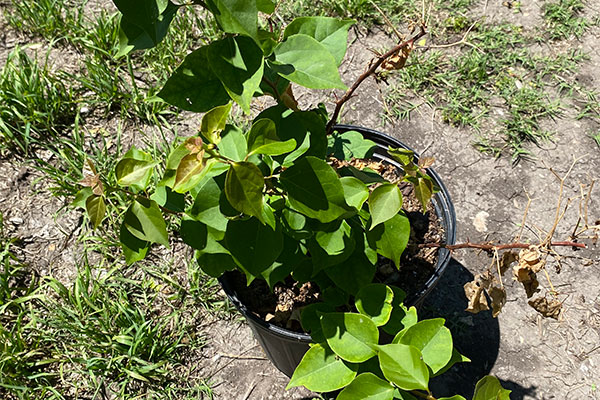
[228,157,445,333]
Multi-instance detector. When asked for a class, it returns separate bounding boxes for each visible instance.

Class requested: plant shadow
[421,258,537,399]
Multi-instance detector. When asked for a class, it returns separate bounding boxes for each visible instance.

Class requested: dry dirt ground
[1,1,600,400]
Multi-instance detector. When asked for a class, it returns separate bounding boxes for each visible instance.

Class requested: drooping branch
[419,241,586,251]
[325,25,428,134]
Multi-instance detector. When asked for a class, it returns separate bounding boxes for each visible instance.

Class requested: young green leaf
[473,376,511,400]
[115,158,156,189]
[190,178,228,232]
[247,118,296,156]
[378,344,429,391]
[432,348,471,378]
[355,284,394,326]
[438,396,467,400]
[283,17,355,65]
[208,36,264,113]
[336,373,395,400]
[407,176,434,213]
[315,220,351,256]
[256,0,275,13]
[340,176,369,210]
[119,222,149,264]
[287,343,357,392]
[320,312,379,363]
[218,125,248,161]
[128,198,169,247]
[396,319,453,374]
[388,147,414,167]
[158,46,230,112]
[366,212,410,268]
[369,183,403,230]
[225,162,264,221]
[85,195,105,229]
[273,34,346,89]
[201,103,232,145]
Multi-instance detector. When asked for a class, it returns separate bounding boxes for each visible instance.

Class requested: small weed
[0,47,76,154]
[4,0,86,42]
[542,0,588,40]
[591,131,600,147]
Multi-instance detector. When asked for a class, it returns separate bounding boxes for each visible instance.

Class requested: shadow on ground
[422,258,535,399]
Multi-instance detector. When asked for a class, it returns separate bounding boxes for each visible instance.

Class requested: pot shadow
[421,258,537,399]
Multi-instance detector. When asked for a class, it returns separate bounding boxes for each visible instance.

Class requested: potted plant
[80,0,511,398]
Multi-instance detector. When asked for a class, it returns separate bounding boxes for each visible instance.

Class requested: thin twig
[419,241,586,251]
[516,189,533,242]
[369,0,403,40]
[326,26,427,133]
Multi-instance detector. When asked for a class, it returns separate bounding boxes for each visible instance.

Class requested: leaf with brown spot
[417,156,435,170]
[184,136,204,154]
[528,297,562,319]
[488,286,506,318]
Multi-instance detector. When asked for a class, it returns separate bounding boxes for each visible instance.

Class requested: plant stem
[419,241,586,251]
[325,25,427,134]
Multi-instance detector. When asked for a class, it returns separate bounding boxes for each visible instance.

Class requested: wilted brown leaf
[528,297,562,319]
[464,272,494,314]
[500,251,519,275]
[79,158,103,195]
[488,285,506,318]
[418,156,435,170]
[518,246,545,273]
[381,43,413,71]
[184,136,204,154]
[513,264,539,298]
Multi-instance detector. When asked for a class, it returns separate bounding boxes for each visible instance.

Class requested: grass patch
[542,0,588,40]
[0,47,76,154]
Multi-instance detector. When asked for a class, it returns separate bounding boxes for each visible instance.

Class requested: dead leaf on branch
[464,271,494,314]
[528,297,562,320]
[500,251,519,275]
[512,264,540,298]
[488,286,507,318]
[518,246,545,273]
[79,158,104,196]
[381,42,414,71]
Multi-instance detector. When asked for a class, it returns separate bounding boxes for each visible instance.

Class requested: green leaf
[119,222,149,264]
[283,17,354,65]
[151,185,185,212]
[85,195,105,229]
[225,162,264,221]
[366,212,410,268]
[407,176,434,213]
[158,46,230,112]
[355,284,394,327]
[336,373,395,400]
[369,183,403,230]
[378,344,429,391]
[324,244,375,295]
[382,286,412,336]
[273,34,346,89]
[473,376,511,400]
[127,198,169,247]
[116,158,156,189]
[388,148,414,166]
[72,187,93,209]
[321,313,379,363]
[280,156,353,223]
[328,130,377,159]
[439,396,467,400]
[315,220,351,256]
[172,158,220,194]
[114,0,180,56]
[218,125,247,161]
[224,218,283,276]
[300,303,336,343]
[287,343,357,392]
[340,176,369,210]
[256,0,275,13]
[206,0,259,43]
[201,103,232,145]
[433,348,471,377]
[397,319,453,374]
[247,118,296,156]
[174,153,205,192]
[208,36,264,113]
[190,178,228,232]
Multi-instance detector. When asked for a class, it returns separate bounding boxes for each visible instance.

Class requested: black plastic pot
[218,125,457,378]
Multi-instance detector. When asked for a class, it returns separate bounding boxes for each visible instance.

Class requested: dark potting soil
[228,159,445,333]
